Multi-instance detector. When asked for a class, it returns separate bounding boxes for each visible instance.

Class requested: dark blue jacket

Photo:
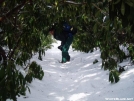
[53,29,72,46]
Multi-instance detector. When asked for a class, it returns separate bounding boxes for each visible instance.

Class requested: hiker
[49,22,76,63]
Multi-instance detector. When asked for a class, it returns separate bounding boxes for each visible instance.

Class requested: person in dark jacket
[49,23,74,63]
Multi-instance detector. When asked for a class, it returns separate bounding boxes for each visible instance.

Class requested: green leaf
[121,2,125,15]
[109,70,120,83]
[27,86,31,94]
[109,71,114,83]
[113,71,120,83]
[0,67,5,78]
[114,0,120,4]
[95,11,101,18]
[125,0,134,7]
[93,23,98,33]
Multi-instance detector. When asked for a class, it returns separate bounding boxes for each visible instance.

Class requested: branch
[0,0,27,22]
[59,0,86,5]
[65,1,84,5]
[8,33,23,60]
[61,1,108,16]
[90,13,105,29]
[92,3,108,16]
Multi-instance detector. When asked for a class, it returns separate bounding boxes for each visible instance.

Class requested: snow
[8,41,134,101]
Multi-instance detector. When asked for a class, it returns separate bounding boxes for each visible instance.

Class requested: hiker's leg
[62,36,73,62]
[62,49,68,62]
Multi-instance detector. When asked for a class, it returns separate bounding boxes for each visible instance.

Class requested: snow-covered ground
[8,41,134,101]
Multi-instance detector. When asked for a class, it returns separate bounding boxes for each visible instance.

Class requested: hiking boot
[67,56,70,62]
[67,59,70,62]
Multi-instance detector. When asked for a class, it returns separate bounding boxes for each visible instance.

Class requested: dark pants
[62,36,73,62]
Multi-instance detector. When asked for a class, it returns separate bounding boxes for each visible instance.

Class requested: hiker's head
[49,23,56,35]
[49,30,54,35]
[49,27,55,35]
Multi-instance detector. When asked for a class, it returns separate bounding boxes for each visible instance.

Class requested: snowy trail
[8,41,134,101]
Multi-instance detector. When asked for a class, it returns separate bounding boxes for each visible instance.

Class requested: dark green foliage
[0,61,27,101]
[109,70,120,83]
[25,61,44,83]
[0,61,44,101]
[102,58,117,71]
[0,0,54,100]
[127,44,134,60]
[72,32,96,53]
[0,0,134,100]
[72,0,134,84]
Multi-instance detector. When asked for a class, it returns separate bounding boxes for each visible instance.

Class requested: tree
[0,0,134,100]
[72,0,134,83]
[0,0,53,100]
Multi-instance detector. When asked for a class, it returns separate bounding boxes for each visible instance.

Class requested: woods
[0,0,134,101]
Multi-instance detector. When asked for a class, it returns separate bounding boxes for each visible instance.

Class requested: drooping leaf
[121,2,125,15]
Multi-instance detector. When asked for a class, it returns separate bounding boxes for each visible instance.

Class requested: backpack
[63,23,77,35]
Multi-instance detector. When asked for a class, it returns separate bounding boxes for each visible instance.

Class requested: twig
[92,3,107,16]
